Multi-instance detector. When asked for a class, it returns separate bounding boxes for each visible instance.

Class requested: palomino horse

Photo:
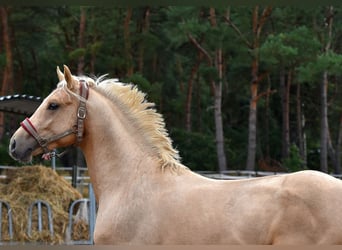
[8,65,342,244]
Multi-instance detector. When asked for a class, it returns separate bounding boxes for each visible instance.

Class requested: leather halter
[20,79,89,155]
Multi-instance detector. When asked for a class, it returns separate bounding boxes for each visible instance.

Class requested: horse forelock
[59,75,187,173]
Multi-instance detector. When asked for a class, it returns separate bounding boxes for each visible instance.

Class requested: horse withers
[9,65,342,244]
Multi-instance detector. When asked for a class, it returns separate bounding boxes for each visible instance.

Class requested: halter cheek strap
[77,79,88,142]
[21,118,50,153]
[20,80,89,155]
[21,118,77,153]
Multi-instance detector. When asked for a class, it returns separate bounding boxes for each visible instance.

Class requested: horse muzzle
[9,130,40,163]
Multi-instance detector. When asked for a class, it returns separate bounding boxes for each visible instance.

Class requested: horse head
[9,65,88,162]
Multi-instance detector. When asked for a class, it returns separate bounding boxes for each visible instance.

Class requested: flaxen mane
[61,76,188,172]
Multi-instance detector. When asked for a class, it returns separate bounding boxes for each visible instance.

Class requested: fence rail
[0,165,90,190]
[198,170,342,180]
[2,165,342,184]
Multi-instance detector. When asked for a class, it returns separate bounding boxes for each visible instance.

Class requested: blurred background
[1,6,342,174]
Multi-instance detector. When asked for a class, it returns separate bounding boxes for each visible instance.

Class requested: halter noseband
[20,79,89,157]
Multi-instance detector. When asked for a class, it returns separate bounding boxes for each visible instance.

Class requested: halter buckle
[77,106,87,119]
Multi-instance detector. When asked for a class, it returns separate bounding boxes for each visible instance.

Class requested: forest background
[1,6,342,174]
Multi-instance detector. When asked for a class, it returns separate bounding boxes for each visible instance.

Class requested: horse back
[174,170,342,244]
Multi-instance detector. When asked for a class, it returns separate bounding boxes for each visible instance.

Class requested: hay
[0,165,89,244]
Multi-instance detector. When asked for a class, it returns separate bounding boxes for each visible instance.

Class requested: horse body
[92,167,342,244]
[8,65,342,244]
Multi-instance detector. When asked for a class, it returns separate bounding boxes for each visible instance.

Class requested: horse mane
[63,76,188,173]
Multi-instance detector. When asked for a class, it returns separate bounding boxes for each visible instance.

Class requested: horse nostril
[10,139,16,152]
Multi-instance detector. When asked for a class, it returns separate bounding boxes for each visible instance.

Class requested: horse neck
[79,90,161,201]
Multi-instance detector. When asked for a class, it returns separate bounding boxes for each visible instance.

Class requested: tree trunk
[320,6,334,173]
[285,70,292,156]
[327,126,337,171]
[296,80,306,167]
[214,48,227,172]
[187,8,227,171]
[264,75,271,158]
[209,8,227,172]
[77,6,86,75]
[0,7,14,94]
[123,7,133,77]
[280,68,291,160]
[137,7,150,74]
[246,62,258,171]
[0,7,14,140]
[320,71,329,173]
[195,73,203,131]
[335,113,342,174]
[185,52,202,132]
[245,6,272,171]
[90,44,96,75]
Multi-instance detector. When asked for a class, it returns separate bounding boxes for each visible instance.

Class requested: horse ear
[63,65,76,90]
[56,66,64,81]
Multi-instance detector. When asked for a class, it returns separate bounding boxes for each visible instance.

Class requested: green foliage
[0,143,18,166]
[68,48,86,60]
[123,73,151,91]
[90,42,103,54]
[298,51,342,83]
[200,66,218,82]
[122,73,162,105]
[3,6,342,173]
[170,128,217,171]
[282,144,305,172]
[260,26,320,68]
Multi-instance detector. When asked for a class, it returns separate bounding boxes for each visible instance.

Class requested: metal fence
[0,183,96,245]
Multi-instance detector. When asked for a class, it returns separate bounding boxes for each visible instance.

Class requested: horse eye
[47,103,59,110]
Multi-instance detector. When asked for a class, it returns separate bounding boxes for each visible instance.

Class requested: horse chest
[93,194,155,244]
